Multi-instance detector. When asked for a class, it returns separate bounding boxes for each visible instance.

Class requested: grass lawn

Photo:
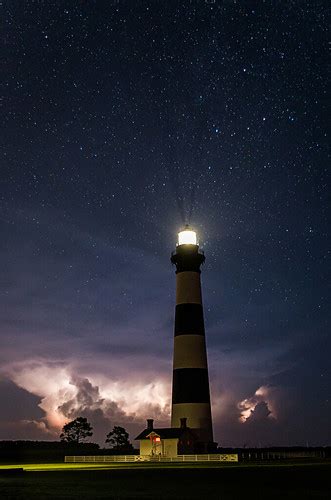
[0,461,329,499]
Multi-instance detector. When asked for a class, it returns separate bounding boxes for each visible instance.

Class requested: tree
[105,426,133,451]
[60,417,93,443]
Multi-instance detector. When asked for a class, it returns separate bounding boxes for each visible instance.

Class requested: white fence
[241,450,326,460]
[65,454,238,463]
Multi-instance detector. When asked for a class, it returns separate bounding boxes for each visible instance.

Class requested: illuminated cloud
[238,385,277,423]
[3,360,171,442]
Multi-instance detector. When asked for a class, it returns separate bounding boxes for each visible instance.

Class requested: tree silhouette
[60,417,93,443]
[105,426,133,451]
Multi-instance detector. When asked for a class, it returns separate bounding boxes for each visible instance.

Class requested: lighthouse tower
[170,226,214,450]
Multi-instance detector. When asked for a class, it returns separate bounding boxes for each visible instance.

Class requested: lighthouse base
[171,402,213,444]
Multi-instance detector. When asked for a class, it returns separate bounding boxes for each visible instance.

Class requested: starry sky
[1,1,329,447]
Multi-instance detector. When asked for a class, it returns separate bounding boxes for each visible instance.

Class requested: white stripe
[176,272,202,305]
[173,335,207,369]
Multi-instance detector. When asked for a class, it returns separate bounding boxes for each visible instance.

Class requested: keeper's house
[135,418,197,457]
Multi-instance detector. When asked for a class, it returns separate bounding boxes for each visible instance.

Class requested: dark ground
[0,462,330,499]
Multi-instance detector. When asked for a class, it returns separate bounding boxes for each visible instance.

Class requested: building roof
[135,427,195,440]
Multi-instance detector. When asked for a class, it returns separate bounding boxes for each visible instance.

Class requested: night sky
[1,1,329,447]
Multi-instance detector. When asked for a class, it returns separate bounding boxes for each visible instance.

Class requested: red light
[155,437,161,442]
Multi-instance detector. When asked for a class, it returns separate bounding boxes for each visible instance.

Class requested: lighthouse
[135,226,216,456]
[170,226,214,450]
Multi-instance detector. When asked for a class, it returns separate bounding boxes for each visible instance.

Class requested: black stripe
[175,303,205,336]
[171,246,205,273]
[172,368,210,404]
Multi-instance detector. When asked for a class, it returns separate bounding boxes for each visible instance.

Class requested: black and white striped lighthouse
[170,226,214,449]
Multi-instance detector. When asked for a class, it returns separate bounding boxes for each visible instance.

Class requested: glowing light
[178,229,197,246]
